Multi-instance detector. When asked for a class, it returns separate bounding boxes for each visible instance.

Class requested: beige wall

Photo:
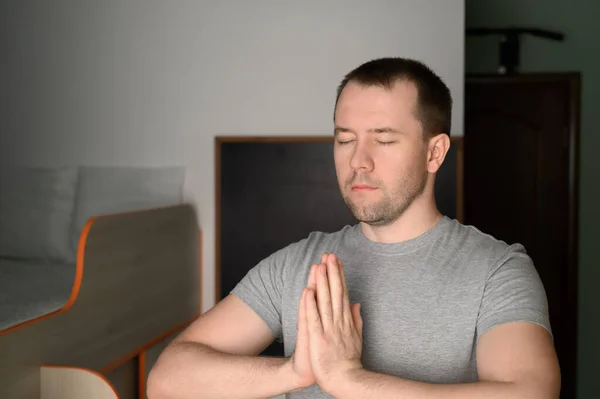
[0,0,465,312]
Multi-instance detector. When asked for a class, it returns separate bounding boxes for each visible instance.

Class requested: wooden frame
[138,351,147,399]
[214,135,464,304]
[466,72,580,399]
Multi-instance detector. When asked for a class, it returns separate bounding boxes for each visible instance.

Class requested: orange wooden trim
[453,136,464,223]
[214,137,222,305]
[99,314,199,374]
[0,217,95,337]
[215,135,333,143]
[448,136,464,222]
[88,203,187,218]
[199,228,203,313]
[138,351,147,399]
[41,365,120,398]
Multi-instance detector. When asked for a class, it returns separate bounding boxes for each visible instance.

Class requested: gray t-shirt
[231,216,551,398]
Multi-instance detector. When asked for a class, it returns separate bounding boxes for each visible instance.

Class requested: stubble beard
[342,165,428,227]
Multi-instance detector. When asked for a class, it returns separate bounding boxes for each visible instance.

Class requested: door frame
[466,72,580,398]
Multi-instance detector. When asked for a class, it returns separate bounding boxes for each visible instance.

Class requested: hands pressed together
[289,253,364,393]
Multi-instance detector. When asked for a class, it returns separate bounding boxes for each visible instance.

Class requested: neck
[359,192,443,244]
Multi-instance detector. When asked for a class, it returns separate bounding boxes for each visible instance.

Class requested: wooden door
[464,74,579,399]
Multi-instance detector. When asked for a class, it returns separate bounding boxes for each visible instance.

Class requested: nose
[349,140,374,172]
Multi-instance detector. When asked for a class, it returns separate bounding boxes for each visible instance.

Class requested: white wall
[0,0,465,312]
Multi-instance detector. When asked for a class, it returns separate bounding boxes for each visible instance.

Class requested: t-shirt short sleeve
[476,244,552,341]
[229,245,293,342]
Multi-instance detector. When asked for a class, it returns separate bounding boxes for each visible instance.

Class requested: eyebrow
[334,126,403,135]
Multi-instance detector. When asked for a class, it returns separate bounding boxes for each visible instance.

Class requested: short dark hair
[334,57,452,139]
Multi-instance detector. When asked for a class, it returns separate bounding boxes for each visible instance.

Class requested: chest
[283,258,483,383]
[354,284,479,382]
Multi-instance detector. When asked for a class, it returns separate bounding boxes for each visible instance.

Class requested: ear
[426,133,451,174]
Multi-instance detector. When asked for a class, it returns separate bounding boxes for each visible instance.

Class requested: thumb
[352,303,363,336]
[298,288,308,333]
[294,290,309,359]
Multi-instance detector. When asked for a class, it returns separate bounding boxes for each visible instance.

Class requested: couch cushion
[0,165,78,262]
[71,165,185,254]
[0,258,75,330]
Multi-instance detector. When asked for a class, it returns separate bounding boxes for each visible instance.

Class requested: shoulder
[443,218,533,276]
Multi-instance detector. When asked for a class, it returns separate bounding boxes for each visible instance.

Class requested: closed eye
[337,140,396,146]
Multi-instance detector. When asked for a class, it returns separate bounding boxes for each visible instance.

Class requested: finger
[305,288,324,339]
[307,264,317,291]
[321,253,329,265]
[297,290,310,353]
[297,288,306,331]
[352,303,363,339]
[316,262,333,330]
[326,254,344,325]
[337,257,353,325]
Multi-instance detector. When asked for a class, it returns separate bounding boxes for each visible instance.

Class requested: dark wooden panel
[219,139,355,301]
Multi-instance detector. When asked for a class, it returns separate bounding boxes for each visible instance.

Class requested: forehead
[335,80,419,126]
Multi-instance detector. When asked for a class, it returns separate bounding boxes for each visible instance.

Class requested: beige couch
[0,165,201,399]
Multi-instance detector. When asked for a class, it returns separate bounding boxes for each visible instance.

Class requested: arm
[328,321,560,399]
[147,239,320,399]
[307,253,560,399]
[146,294,302,399]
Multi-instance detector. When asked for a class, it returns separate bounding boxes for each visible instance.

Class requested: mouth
[351,184,377,192]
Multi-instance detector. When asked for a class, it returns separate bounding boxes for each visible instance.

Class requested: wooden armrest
[70,203,201,368]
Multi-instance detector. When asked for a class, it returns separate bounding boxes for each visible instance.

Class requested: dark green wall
[466,1,600,397]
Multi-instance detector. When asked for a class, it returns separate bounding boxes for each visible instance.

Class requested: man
[147,57,560,399]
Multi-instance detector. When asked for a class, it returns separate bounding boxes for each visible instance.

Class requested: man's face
[333,80,429,226]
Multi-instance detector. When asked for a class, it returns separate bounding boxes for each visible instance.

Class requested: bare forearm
[147,341,300,399]
[328,368,556,399]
